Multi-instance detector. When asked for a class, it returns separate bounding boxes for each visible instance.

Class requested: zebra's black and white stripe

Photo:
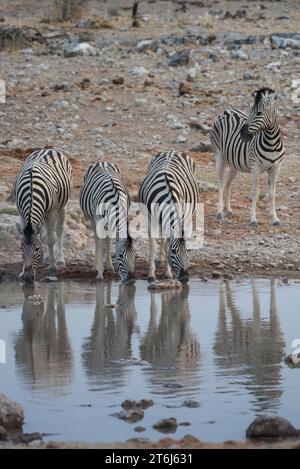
[139,150,198,282]
[210,87,285,225]
[79,162,135,283]
[14,148,72,282]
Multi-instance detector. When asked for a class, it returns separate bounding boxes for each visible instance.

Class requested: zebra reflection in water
[140,286,200,397]
[81,282,136,392]
[214,279,285,413]
[14,282,73,392]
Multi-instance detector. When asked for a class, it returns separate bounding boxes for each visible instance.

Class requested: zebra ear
[16,222,24,234]
[252,90,258,98]
[33,223,42,235]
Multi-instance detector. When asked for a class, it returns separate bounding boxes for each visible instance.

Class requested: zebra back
[80,162,130,238]
[14,149,72,227]
[139,151,198,237]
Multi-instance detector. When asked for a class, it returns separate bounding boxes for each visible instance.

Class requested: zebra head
[240,88,277,142]
[16,221,43,282]
[168,237,189,283]
[116,236,135,284]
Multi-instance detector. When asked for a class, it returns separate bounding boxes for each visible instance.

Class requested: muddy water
[0,279,299,443]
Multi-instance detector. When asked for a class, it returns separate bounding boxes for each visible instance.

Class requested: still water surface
[0,279,299,442]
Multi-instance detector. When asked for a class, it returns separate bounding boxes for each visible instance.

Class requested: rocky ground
[0,0,300,282]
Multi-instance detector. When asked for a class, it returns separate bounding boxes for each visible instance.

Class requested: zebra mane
[254,87,276,105]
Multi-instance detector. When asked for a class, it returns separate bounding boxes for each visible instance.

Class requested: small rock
[112,409,144,423]
[136,39,159,52]
[21,48,34,55]
[112,77,124,85]
[64,42,98,58]
[212,271,222,279]
[284,353,300,367]
[0,394,24,429]
[121,399,154,410]
[132,66,148,77]
[134,426,146,433]
[271,34,300,50]
[265,62,281,72]
[186,67,197,82]
[179,421,191,426]
[153,418,178,433]
[175,135,187,144]
[246,416,299,439]
[183,399,201,408]
[288,176,296,183]
[231,50,248,61]
[21,432,43,444]
[278,205,289,212]
[0,425,7,441]
[168,49,190,67]
[191,141,212,153]
[179,81,192,96]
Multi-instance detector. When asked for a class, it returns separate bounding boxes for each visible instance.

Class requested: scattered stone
[179,82,192,96]
[284,353,300,368]
[148,280,182,290]
[183,399,201,408]
[288,176,297,183]
[136,39,159,52]
[153,418,178,433]
[112,409,144,423]
[168,119,185,130]
[191,141,212,153]
[132,66,148,77]
[198,180,217,192]
[186,67,197,82]
[271,33,300,49]
[112,76,124,85]
[265,62,281,72]
[224,10,247,20]
[20,432,43,444]
[0,425,7,441]
[134,426,146,433]
[121,399,154,410]
[189,118,211,133]
[278,205,289,212]
[179,421,191,426]
[212,271,222,279]
[0,394,24,429]
[175,135,187,144]
[231,50,248,61]
[167,49,190,67]
[246,416,300,439]
[64,42,99,57]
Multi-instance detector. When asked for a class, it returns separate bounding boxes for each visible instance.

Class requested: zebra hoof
[249,219,258,227]
[164,273,173,280]
[225,211,233,218]
[48,266,58,276]
[96,274,104,281]
[272,220,280,226]
[216,213,223,222]
[148,276,156,283]
[57,261,65,269]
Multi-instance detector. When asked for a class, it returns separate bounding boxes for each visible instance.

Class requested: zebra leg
[158,238,166,266]
[95,237,104,280]
[163,239,173,279]
[104,237,115,272]
[148,238,157,282]
[215,154,226,220]
[249,168,260,226]
[56,208,66,268]
[268,164,281,226]
[224,168,237,216]
[92,224,99,272]
[44,212,58,276]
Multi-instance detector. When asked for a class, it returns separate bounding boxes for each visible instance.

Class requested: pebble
[246,416,300,439]
[153,418,178,433]
[132,66,148,77]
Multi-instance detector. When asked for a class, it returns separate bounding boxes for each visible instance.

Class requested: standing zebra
[139,151,198,282]
[14,148,72,282]
[210,88,284,226]
[79,162,135,283]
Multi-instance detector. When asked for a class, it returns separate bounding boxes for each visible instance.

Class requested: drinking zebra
[79,162,135,283]
[210,88,285,225]
[139,150,198,282]
[14,148,72,282]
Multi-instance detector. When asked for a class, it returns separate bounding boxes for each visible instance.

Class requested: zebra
[210,87,285,226]
[139,150,198,282]
[79,162,135,283]
[14,148,72,282]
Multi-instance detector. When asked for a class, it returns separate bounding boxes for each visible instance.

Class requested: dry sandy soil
[0,0,300,449]
[0,0,300,282]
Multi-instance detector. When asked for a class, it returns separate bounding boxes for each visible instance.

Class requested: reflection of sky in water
[0,278,299,443]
